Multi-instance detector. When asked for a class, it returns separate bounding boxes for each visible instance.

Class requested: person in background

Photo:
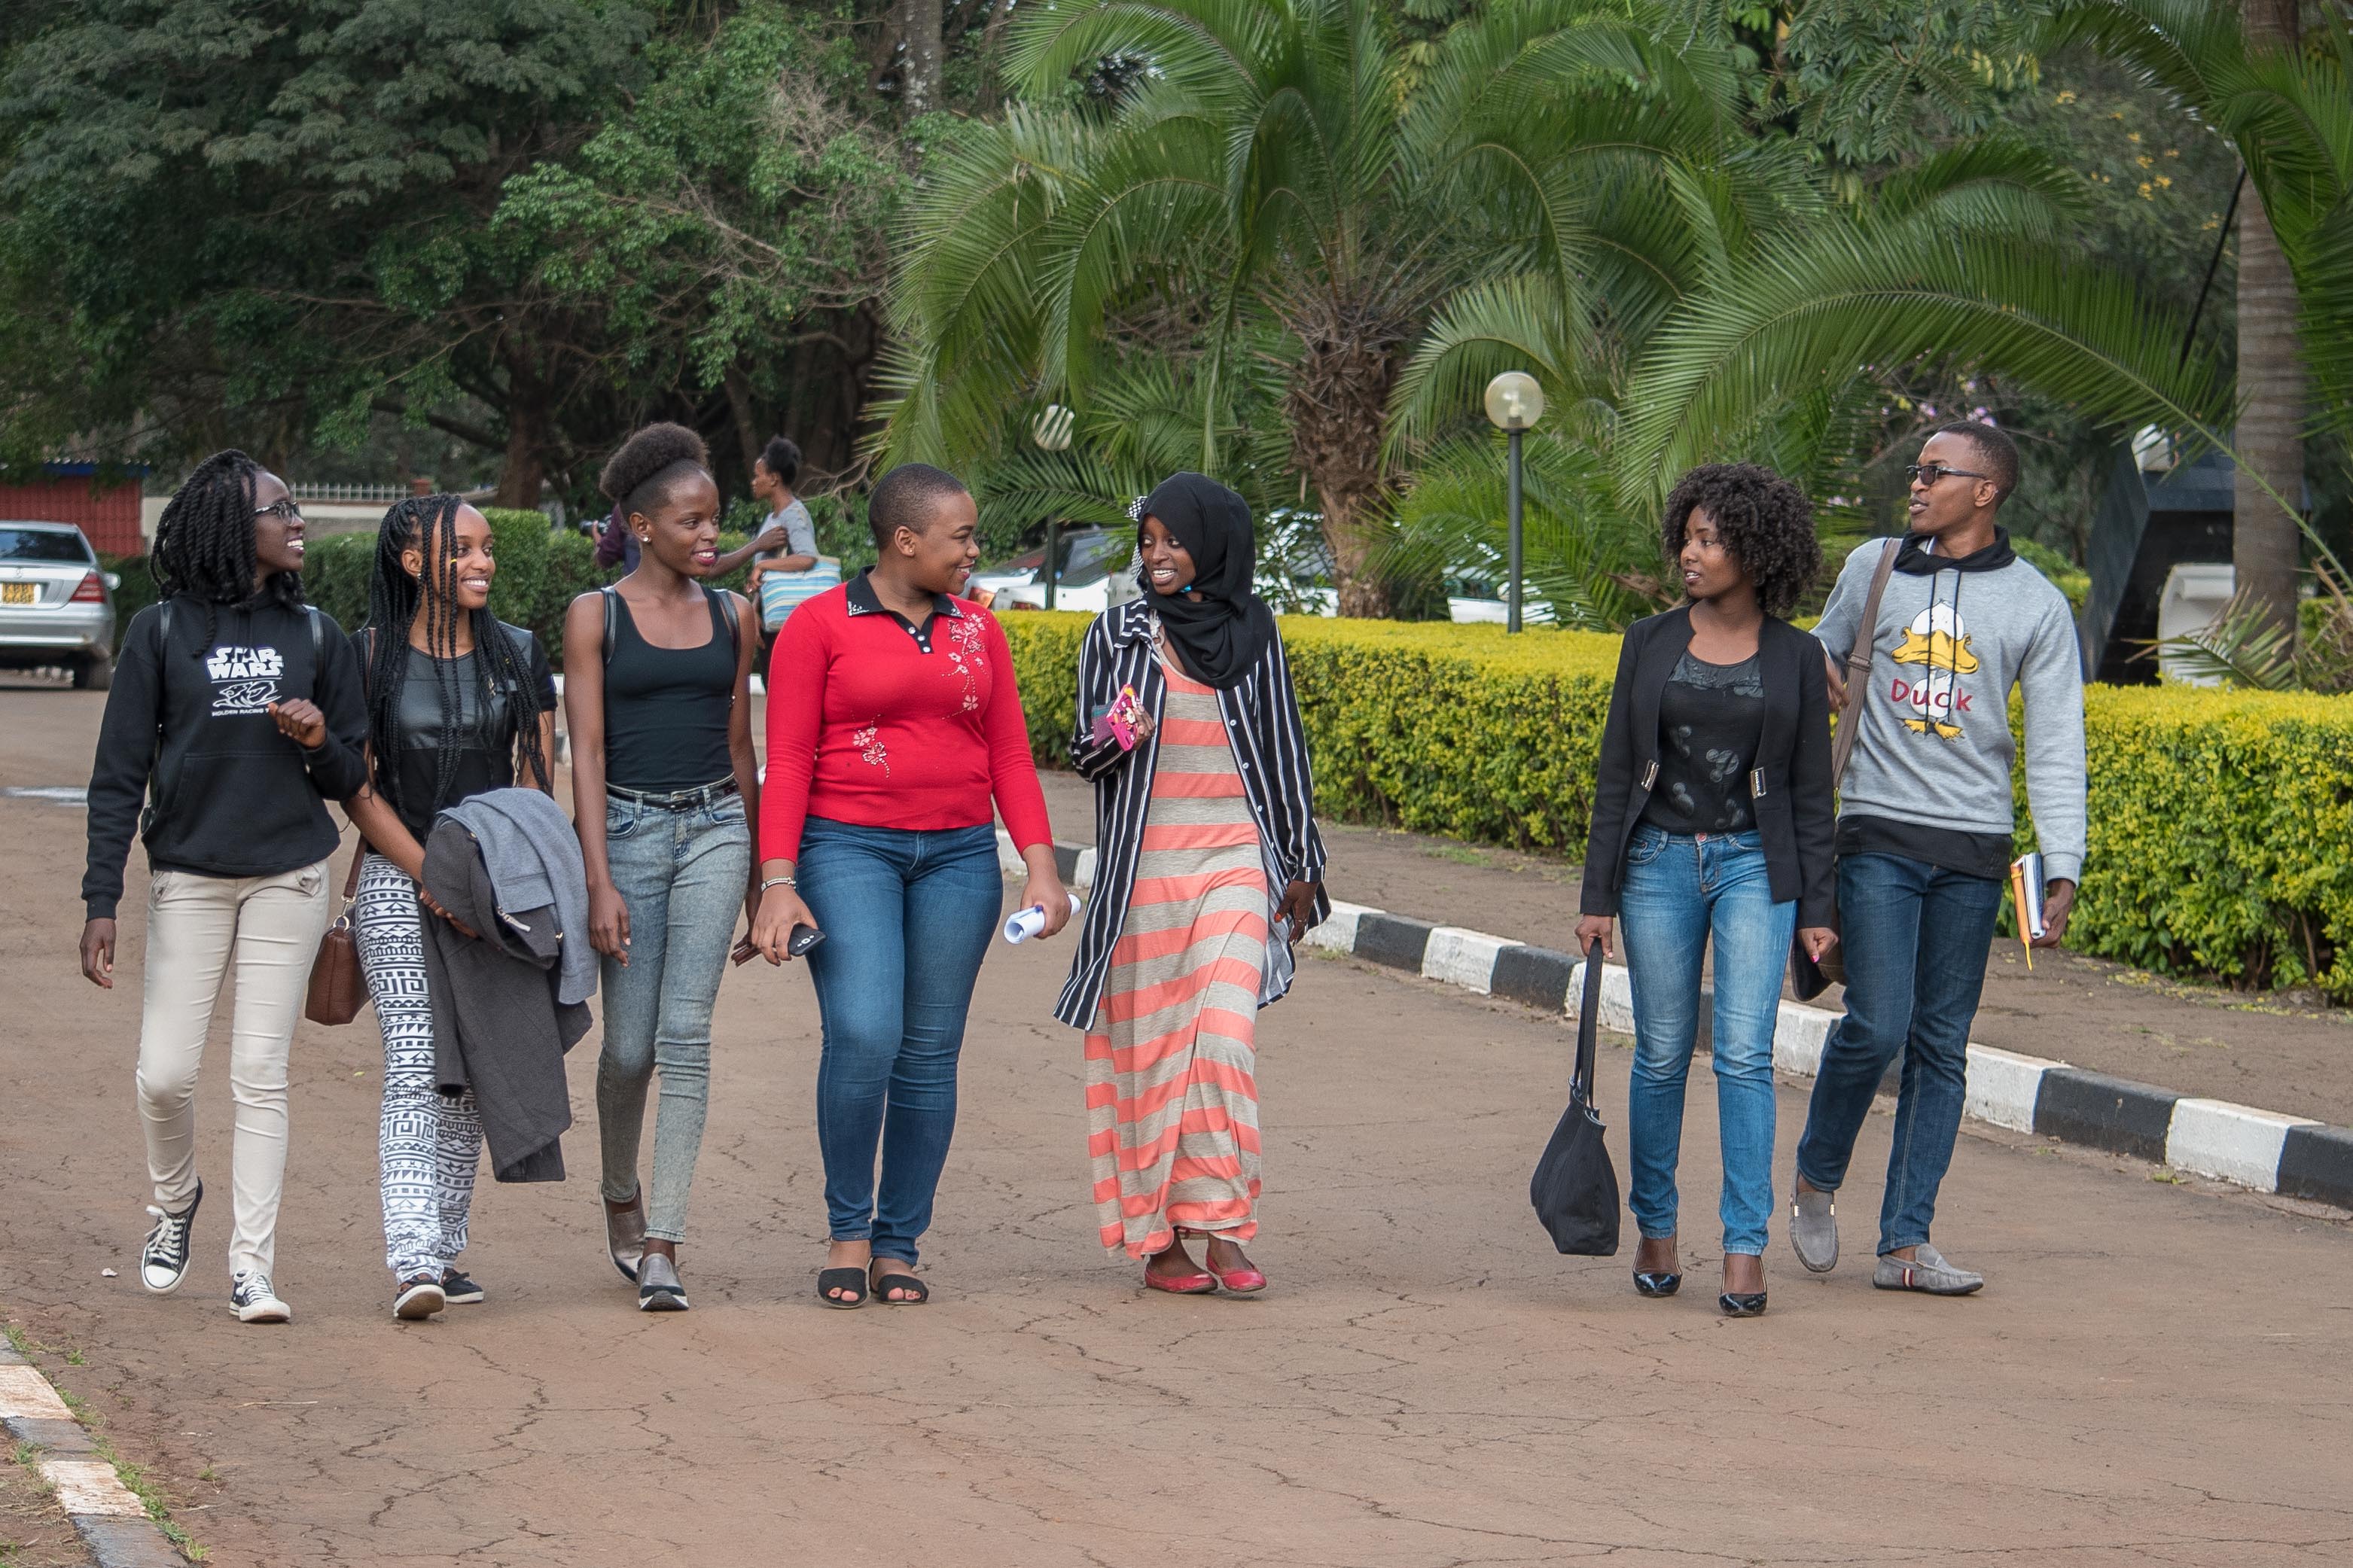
[749,462,1069,1309]
[344,495,558,1322]
[1575,464,1836,1320]
[1791,421,2086,1296]
[747,435,819,585]
[564,424,761,1313]
[80,451,367,1326]
[1056,473,1327,1296]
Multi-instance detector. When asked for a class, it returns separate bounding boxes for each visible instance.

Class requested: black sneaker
[636,1253,689,1312]
[140,1180,202,1294]
[440,1269,485,1305]
[229,1271,291,1323]
[392,1274,446,1320]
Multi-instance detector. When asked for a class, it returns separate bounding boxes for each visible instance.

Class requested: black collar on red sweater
[844,568,963,651]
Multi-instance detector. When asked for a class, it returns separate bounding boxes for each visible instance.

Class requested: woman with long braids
[81,451,367,1323]
[344,496,556,1321]
[564,425,760,1313]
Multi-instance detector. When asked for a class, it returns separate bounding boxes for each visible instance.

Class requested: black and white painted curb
[0,1342,185,1567]
[998,831,2353,1210]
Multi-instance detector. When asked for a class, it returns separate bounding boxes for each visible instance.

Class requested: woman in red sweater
[751,463,1070,1308]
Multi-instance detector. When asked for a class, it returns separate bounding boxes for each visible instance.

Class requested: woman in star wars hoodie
[81,450,368,1324]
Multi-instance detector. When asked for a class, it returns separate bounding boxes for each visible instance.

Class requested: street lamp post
[1482,372,1545,633]
[1032,403,1074,609]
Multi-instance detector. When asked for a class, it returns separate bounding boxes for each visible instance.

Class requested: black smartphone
[787,922,826,958]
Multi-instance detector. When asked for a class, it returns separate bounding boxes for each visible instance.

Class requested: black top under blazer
[1579,606,1836,927]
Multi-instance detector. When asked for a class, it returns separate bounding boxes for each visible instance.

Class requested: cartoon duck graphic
[1888,602,1977,739]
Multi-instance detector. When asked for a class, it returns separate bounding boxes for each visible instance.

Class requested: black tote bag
[1529,941,1622,1256]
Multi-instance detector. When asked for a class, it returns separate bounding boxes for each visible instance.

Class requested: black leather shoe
[1632,1270,1682,1298]
[1718,1291,1768,1317]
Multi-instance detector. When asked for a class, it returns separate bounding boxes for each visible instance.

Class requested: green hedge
[1001,611,2353,1000]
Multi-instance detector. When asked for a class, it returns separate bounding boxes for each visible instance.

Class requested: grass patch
[87,1436,202,1560]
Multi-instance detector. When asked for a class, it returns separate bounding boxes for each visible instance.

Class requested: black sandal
[817,1267,868,1309]
[871,1264,928,1305]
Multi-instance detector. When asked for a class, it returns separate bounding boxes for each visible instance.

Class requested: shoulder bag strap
[713,586,739,659]
[1572,939,1605,1110]
[1830,538,1900,790]
[601,585,619,665]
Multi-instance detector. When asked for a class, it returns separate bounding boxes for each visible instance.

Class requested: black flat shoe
[817,1267,867,1309]
[1719,1291,1768,1317]
[1632,1271,1683,1298]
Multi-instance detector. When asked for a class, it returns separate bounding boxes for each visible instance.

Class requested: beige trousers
[137,860,333,1280]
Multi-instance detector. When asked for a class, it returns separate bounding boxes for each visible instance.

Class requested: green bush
[1003,610,2353,1000]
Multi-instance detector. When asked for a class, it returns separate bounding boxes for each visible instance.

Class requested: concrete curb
[1001,831,2353,1207]
[0,1345,186,1566]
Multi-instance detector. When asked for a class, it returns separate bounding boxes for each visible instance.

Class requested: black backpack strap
[712,586,739,660]
[306,604,323,674]
[601,585,619,665]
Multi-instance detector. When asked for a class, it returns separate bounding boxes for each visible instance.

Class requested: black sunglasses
[1904,463,1989,487]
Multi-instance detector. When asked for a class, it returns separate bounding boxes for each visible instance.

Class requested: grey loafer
[605,1197,647,1283]
[1789,1183,1838,1274]
[1873,1244,1984,1296]
[637,1253,689,1312]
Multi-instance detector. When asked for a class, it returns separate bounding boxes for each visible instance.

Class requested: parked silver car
[0,522,118,688]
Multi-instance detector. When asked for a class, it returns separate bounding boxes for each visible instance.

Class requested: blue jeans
[1795,852,2004,1255]
[1617,826,1795,1256]
[799,817,1002,1266]
[596,787,752,1244]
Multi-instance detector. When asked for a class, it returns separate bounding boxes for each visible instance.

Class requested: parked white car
[0,522,117,687]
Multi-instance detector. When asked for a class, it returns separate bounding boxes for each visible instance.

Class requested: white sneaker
[229,1272,291,1323]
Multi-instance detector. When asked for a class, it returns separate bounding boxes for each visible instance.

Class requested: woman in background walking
[1575,463,1836,1318]
[345,495,556,1321]
[1056,473,1326,1296]
[80,451,366,1324]
[750,462,1068,1309]
[565,424,760,1313]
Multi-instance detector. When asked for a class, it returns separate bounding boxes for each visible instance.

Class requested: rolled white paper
[1003,893,1082,944]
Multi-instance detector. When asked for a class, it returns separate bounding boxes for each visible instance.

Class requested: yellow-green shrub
[1004,610,2353,999]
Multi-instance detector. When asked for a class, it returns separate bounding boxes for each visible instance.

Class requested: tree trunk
[495,350,547,510]
[977,0,1013,109]
[2235,0,2306,639]
[901,0,943,115]
[724,366,763,490]
[1285,299,1403,618]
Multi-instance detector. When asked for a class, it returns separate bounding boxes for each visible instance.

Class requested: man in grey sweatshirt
[1790,422,2086,1295]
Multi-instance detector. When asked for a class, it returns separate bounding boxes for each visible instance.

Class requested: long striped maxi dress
[1083,651,1268,1259]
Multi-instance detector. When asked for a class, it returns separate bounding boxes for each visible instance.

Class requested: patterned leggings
[356,854,483,1279]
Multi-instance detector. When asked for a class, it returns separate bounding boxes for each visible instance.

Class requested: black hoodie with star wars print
[83,596,367,920]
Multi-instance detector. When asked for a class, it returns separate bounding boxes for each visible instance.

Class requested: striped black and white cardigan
[1052,598,1330,1030]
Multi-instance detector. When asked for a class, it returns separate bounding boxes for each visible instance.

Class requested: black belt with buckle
[607,778,739,812]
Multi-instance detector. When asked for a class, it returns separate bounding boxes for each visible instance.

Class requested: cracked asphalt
[4,684,2350,1567]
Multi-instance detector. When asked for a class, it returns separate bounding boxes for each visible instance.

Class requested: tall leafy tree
[2044,0,2353,637]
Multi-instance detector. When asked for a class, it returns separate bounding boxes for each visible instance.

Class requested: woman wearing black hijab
[1054,473,1327,1295]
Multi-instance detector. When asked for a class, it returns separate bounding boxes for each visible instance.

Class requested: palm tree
[2044,0,2353,639]
[878,0,1730,616]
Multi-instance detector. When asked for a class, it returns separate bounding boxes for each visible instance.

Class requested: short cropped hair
[1660,462,1822,618]
[867,462,970,550]
[1930,419,2019,504]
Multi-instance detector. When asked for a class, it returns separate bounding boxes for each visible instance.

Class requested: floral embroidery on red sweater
[945,615,986,713]
[851,718,890,775]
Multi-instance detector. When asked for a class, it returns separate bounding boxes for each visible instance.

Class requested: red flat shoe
[1143,1265,1218,1294]
[1208,1262,1266,1294]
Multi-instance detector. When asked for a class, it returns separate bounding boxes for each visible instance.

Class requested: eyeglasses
[1903,463,1989,487]
[253,499,304,524]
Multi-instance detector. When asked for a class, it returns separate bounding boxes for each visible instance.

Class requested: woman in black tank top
[562,423,761,1314]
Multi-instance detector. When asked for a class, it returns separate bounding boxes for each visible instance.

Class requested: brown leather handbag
[305,840,370,1025]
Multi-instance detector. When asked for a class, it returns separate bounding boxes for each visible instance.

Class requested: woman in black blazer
[1574,464,1837,1319]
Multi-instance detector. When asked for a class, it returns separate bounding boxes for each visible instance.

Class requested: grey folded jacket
[421,819,590,1183]
[440,787,597,1006]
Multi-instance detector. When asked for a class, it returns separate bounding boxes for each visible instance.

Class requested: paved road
[2,685,2349,1566]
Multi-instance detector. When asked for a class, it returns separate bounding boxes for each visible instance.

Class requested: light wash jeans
[1795,852,2003,1255]
[596,786,753,1244]
[798,817,1002,1268]
[1617,824,1796,1257]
